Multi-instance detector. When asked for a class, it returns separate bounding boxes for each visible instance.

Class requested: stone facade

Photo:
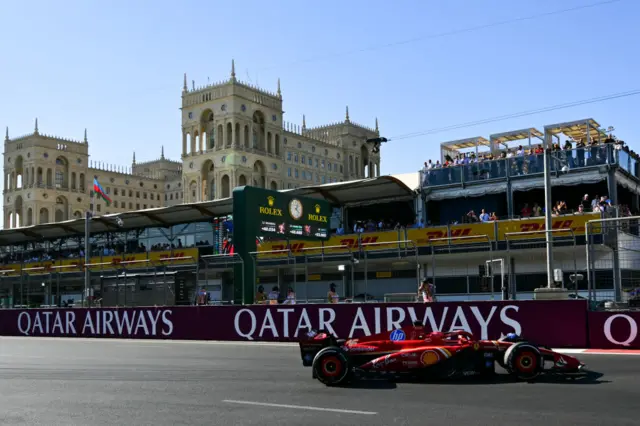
[3,61,381,229]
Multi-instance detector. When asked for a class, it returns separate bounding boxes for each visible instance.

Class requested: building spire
[133,151,136,165]
[277,78,282,98]
[84,128,88,143]
[302,114,306,130]
[34,117,39,135]
[161,145,165,159]
[375,117,379,133]
[4,126,8,141]
[183,73,188,92]
[345,106,350,123]
[231,59,236,82]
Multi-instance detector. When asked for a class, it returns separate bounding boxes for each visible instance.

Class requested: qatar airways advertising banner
[588,311,640,349]
[0,300,588,348]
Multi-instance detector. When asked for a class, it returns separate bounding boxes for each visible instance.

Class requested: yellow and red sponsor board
[496,213,601,241]
[257,231,406,259]
[406,222,496,246]
[257,214,603,256]
[0,248,199,277]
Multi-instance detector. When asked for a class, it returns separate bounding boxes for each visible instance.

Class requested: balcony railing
[419,144,632,189]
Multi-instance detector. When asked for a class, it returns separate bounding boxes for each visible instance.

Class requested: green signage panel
[232,186,332,304]
[252,188,331,241]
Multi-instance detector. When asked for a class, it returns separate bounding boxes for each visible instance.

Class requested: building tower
[180,61,381,203]
[3,61,382,226]
[3,120,90,228]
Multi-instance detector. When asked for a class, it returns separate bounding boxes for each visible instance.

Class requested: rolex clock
[289,198,303,220]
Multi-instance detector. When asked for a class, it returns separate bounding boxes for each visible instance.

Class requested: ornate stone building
[3,60,381,229]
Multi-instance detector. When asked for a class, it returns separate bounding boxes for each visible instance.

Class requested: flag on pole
[93,178,111,206]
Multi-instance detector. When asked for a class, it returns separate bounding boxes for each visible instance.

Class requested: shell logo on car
[420,350,440,366]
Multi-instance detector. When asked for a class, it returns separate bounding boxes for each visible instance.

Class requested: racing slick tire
[503,342,543,381]
[312,346,352,386]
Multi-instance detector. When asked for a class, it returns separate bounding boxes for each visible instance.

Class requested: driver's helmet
[503,332,520,342]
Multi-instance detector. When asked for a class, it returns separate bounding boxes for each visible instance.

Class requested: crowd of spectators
[0,238,189,265]
[444,193,635,226]
[335,218,425,235]
[421,134,636,186]
[339,195,624,230]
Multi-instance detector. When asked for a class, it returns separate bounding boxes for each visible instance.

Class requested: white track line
[222,399,377,415]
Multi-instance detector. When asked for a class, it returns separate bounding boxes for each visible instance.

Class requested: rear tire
[503,342,543,381]
[312,346,351,386]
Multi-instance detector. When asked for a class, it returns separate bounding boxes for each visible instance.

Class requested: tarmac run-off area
[0,337,639,425]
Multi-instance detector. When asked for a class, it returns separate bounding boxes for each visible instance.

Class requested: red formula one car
[299,322,589,386]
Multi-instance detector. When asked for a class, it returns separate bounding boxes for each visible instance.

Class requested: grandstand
[0,117,638,307]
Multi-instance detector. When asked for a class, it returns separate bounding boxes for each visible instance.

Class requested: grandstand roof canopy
[0,176,416,245]
[440,136,490,151]
[489,128,544,145]
[544,118,607,141]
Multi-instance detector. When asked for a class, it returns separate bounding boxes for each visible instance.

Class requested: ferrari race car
[299,323,590,386]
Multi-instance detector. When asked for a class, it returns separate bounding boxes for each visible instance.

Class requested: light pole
[84,211,91,307]
[543,143,554,288]
[543,142,570,288]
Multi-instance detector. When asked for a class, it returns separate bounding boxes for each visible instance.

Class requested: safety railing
[585,215,640,304]
[419,143,618,189]
[428,235,494,298]
[88,255,198,307]
[249,248,296,302]
[200,253,245,304]
[360,240,420,302]
[505,228,577,299]
[301,244,354,302]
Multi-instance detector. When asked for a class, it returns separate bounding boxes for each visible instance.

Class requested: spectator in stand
[466,210,479,222]
[553,201,568,215]
[283,287,296,304]
[479,209,490,222]
[521,203,532,218]
[255,285,266,304]
[532,202,542,217]
[489,212,498,221]
[598,196,612,212]
[418,278,435,303]
[327,283,339,304]
[581,194,591,211]
[196,287,209,305]
[267,286,280,304]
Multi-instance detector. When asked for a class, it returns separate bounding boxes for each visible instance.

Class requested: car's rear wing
[298,329,343,367]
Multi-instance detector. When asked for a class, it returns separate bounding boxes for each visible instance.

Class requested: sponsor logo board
[588,312,640,349]
[0,301,588,348]
[0,248,199,276]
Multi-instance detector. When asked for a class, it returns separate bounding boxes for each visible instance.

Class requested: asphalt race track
[0,338,639,426]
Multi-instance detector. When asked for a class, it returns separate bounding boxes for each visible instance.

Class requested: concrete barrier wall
[0,300,590,348]
[588,311,640,349]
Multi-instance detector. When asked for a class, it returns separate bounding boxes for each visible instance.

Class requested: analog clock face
[289,199,303,220]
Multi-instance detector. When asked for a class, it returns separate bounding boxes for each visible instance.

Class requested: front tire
[312,346,351,386]
[503,342,543,381]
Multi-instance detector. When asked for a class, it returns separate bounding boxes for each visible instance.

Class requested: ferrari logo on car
[473,343,480,351]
